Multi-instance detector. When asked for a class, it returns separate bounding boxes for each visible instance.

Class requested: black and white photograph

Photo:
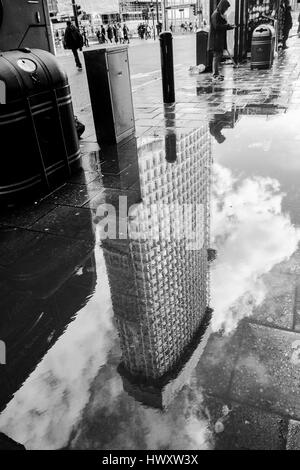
[0,0,300,456]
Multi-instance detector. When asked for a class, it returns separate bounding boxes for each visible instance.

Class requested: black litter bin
[251,24,276,69]
[0,48,80,201]
[196,30,213,72]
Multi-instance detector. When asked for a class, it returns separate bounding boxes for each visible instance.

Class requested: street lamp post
[162,0,167,31]
[156,0,160,28]
[120,0,125,22]
[150,2,156,39]
[197,0,203,28]
[71,0,79,29]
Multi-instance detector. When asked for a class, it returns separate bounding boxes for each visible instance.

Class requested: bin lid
[253,24,275,38]
[0,48,68,104]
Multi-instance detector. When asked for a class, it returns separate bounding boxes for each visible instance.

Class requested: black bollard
[196,30,212,71]
[159,32,175,104]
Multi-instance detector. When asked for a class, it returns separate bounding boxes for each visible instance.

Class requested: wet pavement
[1,31,300,450]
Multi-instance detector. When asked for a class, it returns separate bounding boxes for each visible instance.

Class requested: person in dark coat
[282,1,293,49]
[113,23,118,43]
[123,23,130,44]
[209,0,235,80]
[101,25,107,43]
[107,24,113,43]
[64,21,83,70]
[81,27,89,47]
[96,29,101,43]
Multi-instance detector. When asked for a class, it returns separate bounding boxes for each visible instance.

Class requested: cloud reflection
[142,381,213,450]
[0,249,116,450]
[211,163,300,333]
[68,374,213,451]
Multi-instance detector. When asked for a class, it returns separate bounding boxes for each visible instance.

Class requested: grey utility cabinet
[84,46,135,145]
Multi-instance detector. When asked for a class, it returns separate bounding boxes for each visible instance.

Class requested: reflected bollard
[165,132,177,163]
[163,104,177,163]
[159,32,175,104]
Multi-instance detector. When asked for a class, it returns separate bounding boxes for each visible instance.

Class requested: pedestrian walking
[138,24,145,39]
[82,27,89,47]
[282,0,293,49]
[113,23,118,43]
[146,24,151,40]
[123,23,130,43]
[298,12,300,38]
[63,20,83,70]
[107,24,113,43]
[55,30,60,47]
[101,25,107,44]
[117,24,124,44]
[96,29,101,43]
[209,0,235,81]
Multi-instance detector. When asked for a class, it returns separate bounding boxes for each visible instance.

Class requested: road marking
[132,64,183,92]
[132,69,161,79]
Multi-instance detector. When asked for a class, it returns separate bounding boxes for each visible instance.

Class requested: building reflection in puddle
[99,124,214,409]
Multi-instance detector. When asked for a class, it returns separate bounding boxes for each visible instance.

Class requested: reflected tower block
[103,124,213,407]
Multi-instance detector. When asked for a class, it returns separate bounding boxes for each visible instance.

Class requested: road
[57,34,196,123]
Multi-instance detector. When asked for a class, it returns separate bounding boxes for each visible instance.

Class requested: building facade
[165,0,211,30]
[56,0,119,17]
[101,125,212,406]
[47,0,58,15]
[79,0,120,15]
[120,1,162,22]
[56,0,73,16]
[166,0,196,29]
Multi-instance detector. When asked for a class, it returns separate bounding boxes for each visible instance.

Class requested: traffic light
[193,4,196,15]
[150,2,154,12]
[76,4,82,16]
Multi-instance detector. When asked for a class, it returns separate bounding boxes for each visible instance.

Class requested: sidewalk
[1,33,300,449]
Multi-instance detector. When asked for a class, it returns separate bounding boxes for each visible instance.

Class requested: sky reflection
[0,249,116,450]
[211,162,300,333]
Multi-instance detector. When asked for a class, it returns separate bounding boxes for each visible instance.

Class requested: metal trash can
[196,30,213,72]
[251,24,276,69]
[0,48,80,201]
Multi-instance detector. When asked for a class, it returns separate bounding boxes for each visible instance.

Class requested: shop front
[208,0,281,63]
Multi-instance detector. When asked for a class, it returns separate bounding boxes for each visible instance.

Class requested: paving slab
[196,328,242,397]
[230,323,300,420]
[30,206,96,241]
[204,395,288,450]
[286,419,300,450]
